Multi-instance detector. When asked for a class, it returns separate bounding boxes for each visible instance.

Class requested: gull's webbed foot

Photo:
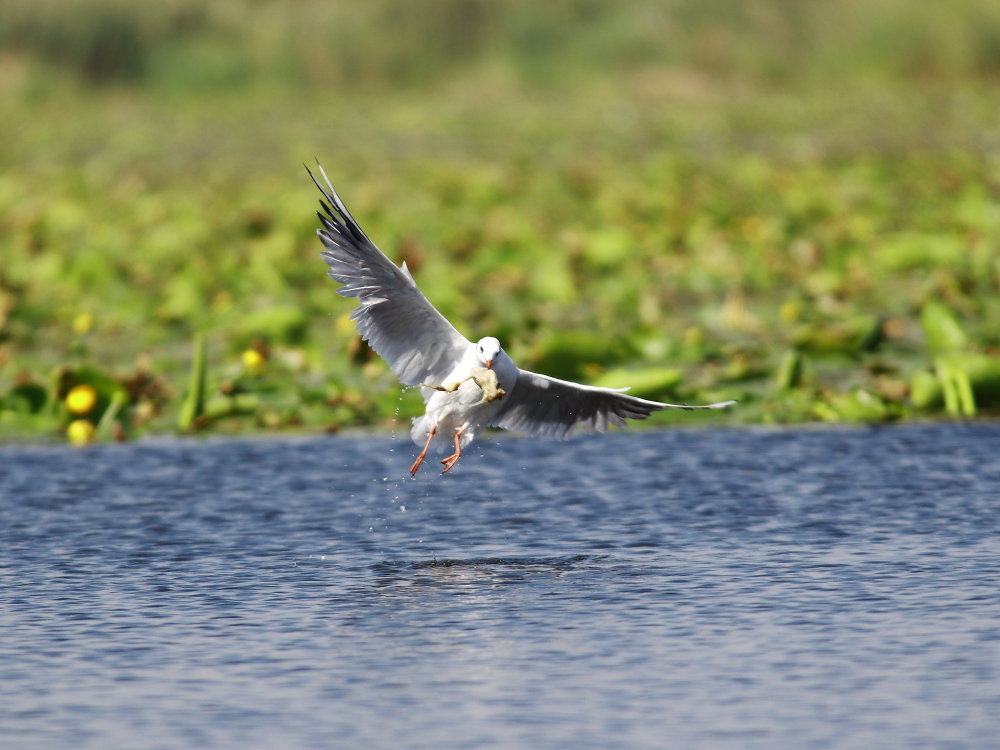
[410,424,437,476]
[440,429,464,474]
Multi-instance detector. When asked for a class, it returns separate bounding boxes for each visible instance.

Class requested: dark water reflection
[1,424,998,748]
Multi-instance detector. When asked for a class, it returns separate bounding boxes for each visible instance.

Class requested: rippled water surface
[2,423,998,749]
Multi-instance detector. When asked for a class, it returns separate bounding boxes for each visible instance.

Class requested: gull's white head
[475,337,502,368]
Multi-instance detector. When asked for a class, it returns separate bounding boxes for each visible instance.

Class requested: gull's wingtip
[305,162,325,195]
[653,398,738,411]
[305,160,337,197]
[304,158,322,177]
[706,400,738,409]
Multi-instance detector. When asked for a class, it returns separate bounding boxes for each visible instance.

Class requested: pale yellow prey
[422,367,506,405]
[309,165,735,475]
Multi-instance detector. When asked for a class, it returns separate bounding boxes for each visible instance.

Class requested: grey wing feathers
[308,164,470,386]
[492,370,664,439]
[493,370,735,439]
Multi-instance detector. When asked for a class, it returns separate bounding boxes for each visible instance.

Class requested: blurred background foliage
[1,0,1000,442]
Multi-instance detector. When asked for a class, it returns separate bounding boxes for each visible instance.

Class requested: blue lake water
[1,423,998,749]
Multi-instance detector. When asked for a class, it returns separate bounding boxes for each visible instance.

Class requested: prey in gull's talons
[309,163,736,475]
[422,368,507,404]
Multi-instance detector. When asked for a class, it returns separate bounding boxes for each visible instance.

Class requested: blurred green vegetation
[2,0,1000,443]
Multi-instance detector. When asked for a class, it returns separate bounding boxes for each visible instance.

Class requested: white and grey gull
[309,165,735,475]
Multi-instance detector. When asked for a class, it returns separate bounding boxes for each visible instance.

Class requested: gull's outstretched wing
[309,165,470,386]
[492,369,735,439]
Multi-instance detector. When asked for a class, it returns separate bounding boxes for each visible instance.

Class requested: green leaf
[775,350,804,390]
[920,301,967,353]
[589,367,683,399]
[178,333,208,431]
[2,383,48,414]
[237,305,309,346]
[909,370,941,409]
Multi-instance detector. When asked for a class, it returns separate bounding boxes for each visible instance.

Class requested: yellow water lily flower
[242,349,265,374]
[67,419,95,446]
[73,312,93,335]
[66,384,98,415]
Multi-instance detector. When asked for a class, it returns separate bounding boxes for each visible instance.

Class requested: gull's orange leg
[440,428,465,474]
[409,424,437,476]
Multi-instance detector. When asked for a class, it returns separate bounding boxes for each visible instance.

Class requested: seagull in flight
[309,165,735,475]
